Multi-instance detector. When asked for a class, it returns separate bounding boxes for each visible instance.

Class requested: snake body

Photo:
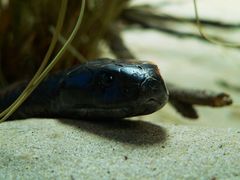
[0,58,169,119]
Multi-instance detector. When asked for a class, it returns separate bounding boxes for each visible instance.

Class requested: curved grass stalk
[0,0,68,119]
[193,0,240,48]
[49,26,86,63]
[0,0,86,122]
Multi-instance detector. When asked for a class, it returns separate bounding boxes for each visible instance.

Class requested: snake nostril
[141,77,168,102]
[146,79,161,92]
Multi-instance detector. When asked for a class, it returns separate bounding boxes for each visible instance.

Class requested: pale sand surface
[1,119,240,179]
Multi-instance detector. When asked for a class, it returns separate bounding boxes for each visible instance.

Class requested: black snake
[0,58,169,119]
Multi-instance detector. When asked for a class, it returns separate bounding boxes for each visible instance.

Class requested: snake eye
[100,72,114,87]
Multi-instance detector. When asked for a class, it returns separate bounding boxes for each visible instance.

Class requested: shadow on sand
[58,118,167,146]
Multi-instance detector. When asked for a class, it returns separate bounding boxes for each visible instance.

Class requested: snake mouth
[141,91,169,114]
[147,98,158,103]
[67,106,133,119]
[144,101,162,113]
[68,94,168,119]
[147,96,168,105]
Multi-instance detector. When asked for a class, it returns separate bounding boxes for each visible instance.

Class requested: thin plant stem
[193,0,240,48]
[0,0,85,122]
[49,26,86,63]
[0,0,68,119]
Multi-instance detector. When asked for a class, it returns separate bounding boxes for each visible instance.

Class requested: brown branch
[122,8,205,41]
[121,8,240,47]
[104,25,135,59]
[167,83,233,107]
[123,8,240,29]
[169,99,198,119]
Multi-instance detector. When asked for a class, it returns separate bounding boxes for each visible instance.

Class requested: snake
[0,58,169,120]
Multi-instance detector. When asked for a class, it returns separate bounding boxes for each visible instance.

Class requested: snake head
[59,59,169,119]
